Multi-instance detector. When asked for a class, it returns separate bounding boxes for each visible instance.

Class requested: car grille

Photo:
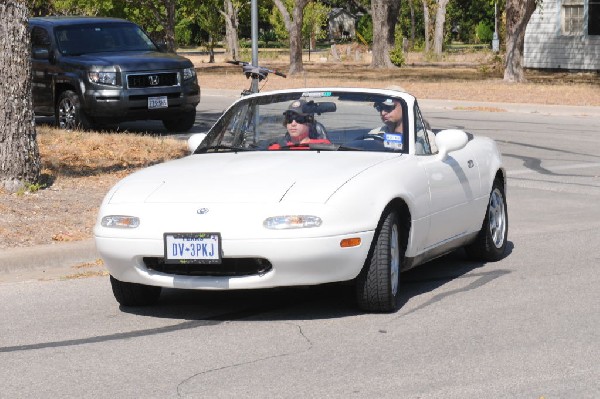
[143,257,273,277]
[127,73,179,88]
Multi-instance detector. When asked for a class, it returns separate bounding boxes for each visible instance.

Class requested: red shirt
[268,138,331,150]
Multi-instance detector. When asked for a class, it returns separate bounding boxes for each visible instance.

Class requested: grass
[37,126,187,180]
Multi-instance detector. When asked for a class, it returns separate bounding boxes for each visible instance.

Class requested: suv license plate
[164,233,221,264]
[148,96,168,109]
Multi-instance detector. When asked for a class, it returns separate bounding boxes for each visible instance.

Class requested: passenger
[268,100,330,149]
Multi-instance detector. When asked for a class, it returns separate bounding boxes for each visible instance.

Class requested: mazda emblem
[148,75,159,86]
[197,208,209,215]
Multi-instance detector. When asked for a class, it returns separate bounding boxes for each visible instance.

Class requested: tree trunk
[433,0,449,55]
[222,0,240,61]
[422,0,432,53]
[370,0,400,69]
[504,0,537,82]
[409,0,416,47]
[273,0,310,75]
[0,1,41,192]
[164,0,176,52]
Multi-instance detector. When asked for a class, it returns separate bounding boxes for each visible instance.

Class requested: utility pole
[250,0,259,92]
[492,1,500,52]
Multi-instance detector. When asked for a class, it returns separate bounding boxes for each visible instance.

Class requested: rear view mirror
[303,101,336,115]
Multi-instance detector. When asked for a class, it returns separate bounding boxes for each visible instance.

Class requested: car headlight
[183,67,196,81]
[101,215,140,228]
[89,71,117,86]
[263,215,322,230]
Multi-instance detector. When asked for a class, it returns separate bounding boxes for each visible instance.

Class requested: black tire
[110,275,161,306]
[465,179,508,261]
[55,90,93,130]
[356,209,402,312]
[162,108,196,132]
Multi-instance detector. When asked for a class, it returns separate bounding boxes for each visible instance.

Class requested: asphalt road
[2,94,599,398]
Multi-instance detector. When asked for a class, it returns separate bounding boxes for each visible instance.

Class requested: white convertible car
[94,88,508,312]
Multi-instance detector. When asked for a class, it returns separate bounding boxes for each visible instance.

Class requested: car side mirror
[435,129,469,161]
[32,47,49,60]
[187,133,207,153]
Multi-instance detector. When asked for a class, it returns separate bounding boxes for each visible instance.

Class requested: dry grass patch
[0,126,187,249]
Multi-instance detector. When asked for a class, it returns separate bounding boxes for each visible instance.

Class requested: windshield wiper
[196,144,253,154]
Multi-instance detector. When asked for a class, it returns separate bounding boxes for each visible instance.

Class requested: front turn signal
[340,237,361,248]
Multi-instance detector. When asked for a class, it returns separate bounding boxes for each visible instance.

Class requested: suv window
[55,23,156,55]
[31,26,51,48]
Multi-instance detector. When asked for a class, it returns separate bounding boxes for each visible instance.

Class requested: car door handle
[468,160,474,168]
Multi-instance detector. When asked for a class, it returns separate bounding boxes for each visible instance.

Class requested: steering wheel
[362,134,385,141]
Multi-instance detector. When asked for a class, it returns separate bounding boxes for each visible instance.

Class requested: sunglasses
[374,103,396,113]
[285,113,313,124]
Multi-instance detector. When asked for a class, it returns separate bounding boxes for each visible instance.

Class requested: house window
[590,0,600,35]
[562,0,584,35]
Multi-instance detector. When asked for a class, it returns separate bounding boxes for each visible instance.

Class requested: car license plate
[148,96,168,109]
[164,233,221,264]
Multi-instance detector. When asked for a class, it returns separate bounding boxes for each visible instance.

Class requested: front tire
[466,179,508,261]
[162,108,196,132]
[356,209,402,312]
[110,276,161,306]
[55,90,93,130]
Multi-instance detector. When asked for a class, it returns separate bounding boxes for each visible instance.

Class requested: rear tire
[110,276,161,306]
[162,108,196,132]
[466,179,508,261]
[356,209,402,312]
[55,90,93,130]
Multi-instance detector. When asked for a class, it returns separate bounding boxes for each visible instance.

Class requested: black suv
[29,16,200,131]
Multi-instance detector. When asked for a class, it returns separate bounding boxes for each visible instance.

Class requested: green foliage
[356,13,373,45]
[475,21,494,43]
[15,182,46,196]
[390,25,405,67]
[302,1,330,47]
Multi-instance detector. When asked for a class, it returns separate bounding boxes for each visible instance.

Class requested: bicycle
[226,60,286,96]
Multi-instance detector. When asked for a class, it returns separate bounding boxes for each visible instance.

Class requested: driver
[369,98,404,135]
[268,100,330,150]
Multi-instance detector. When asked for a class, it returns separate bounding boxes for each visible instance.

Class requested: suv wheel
[56,90,93,130]
[162,108,196,132]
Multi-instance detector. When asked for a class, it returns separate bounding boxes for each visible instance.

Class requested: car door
[414,103,481,251]
[30,25,55,115]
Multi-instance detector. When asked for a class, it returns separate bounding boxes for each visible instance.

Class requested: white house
[328,8,356,41]
[524,0,600,70]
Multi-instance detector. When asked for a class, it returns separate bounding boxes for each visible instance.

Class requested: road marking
[507,162,600,176]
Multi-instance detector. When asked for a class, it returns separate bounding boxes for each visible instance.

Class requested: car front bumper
[95,231,374,290]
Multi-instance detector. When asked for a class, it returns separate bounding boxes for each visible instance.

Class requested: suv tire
[56,90,93,130]
[162,108,196,132]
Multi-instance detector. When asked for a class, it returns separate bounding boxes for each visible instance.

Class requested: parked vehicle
[29,16,200,131]
[95,86,508,313]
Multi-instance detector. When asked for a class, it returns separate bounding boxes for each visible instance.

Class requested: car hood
[108,152,401,205]
[68,51,193,71]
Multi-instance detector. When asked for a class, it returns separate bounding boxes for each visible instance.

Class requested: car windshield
[196,90,409,154]
[55,23,157,55]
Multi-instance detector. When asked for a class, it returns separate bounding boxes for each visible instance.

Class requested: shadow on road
[121,243,514,322]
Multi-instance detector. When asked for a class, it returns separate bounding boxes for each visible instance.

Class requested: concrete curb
[0,240,99,274]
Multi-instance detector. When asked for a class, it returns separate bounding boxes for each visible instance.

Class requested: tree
[421,0,449,57]
[504,0,537,82]
[370,0,401,69]
[432,0,449,55]
[272,0,311,75]
[302,1,330,51]
[197,0,225,62]
[0,1,41,192]
[221,0,241,61]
